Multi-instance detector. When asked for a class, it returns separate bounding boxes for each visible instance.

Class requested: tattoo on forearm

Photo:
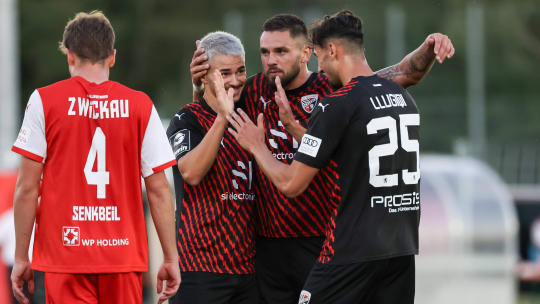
[409,52,434,73]
[376,64,407,81]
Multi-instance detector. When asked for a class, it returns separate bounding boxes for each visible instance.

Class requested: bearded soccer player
[191,14,453,303]
[228,10,447,303]
[167,32,258,304]
[10,11,180,304]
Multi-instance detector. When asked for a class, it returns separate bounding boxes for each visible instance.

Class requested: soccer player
[10,11,180,304]
[227,10,435,303]
[167,32,258,303]
[191,14,453,303]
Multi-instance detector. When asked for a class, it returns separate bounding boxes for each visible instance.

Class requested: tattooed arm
[376,33,455,88]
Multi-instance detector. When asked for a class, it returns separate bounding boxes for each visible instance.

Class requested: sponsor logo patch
[63,226,80,246]
[299,290,311,304]
[298,134,322,158]
[170,129,190,157]
[301,94,318,113]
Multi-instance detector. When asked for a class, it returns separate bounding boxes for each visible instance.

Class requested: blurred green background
[3,0,540,303]
[17,0,540,185]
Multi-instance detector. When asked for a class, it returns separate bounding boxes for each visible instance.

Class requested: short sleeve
[12,90,47,162]
[166,109,204,161]
[141,105,176,177]
[294,97,351,169]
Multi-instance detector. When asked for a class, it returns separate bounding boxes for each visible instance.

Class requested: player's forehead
[209,54,245,71]
[260,30,298,49]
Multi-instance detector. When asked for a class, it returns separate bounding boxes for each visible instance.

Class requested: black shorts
[256,236,325,304]
[169,271,257,304]
[300,255,415,304]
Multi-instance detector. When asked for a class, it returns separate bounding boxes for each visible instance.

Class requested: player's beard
[266,57,301,90]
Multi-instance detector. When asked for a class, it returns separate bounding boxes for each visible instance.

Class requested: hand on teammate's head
[191,40,210,87]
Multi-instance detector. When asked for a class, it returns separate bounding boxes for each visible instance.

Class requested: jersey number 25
[367,114,420,188]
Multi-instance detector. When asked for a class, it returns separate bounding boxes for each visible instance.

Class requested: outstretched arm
[376,33,455,88]
[227,109,318,197]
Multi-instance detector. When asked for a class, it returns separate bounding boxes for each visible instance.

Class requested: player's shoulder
[37,78,76,94]
[167,101,201,133]
[109,81,153,102]
[313,72,330,85]
[244,72,267,92]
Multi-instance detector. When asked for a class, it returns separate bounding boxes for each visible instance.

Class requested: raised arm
[177,71,234,185]
[11,157,43,304]
[376,33,454,88]
[144,171,181,303]
[274,76,307,142]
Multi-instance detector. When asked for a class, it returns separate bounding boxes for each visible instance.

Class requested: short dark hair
[59,10,115,63]
[310,10,364,49]
[262,14,308,40]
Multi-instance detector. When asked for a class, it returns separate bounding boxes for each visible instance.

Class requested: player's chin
[232,87,244,102]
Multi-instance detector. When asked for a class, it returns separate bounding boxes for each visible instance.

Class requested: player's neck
[284,64,311,91]
[69,63,110,84]
[339,55,373,85]
[202,90,220,114]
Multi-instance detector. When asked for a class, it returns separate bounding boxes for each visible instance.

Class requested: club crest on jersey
[170,129,190,157]
[63,226,80,246]
[299,290,311,304]
[301,94,318,113]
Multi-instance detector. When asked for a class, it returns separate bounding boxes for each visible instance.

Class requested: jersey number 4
[367,114,420,188]
[84,127,110,198]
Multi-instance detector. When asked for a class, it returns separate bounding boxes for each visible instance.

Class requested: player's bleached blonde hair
[198,31,245,62]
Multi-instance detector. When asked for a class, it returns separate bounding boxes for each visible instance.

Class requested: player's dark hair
[262,14,308,40]
[59,10,115,63]
[310,10,364,49]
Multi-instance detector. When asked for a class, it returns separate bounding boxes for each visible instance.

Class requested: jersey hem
[256,232,325,238]
[322,249,418,265]
[31,264,148,273]
[179,268,256,275]
[152,159,177,173]
[12,146,44,162]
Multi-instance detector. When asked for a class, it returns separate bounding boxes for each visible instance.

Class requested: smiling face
[206,54,246,102]
[260,30,304,88]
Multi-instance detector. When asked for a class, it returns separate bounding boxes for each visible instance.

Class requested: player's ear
[301,44,312,64]
[328,42,337,59]
[107,49,117,68]
[67,50,76,67]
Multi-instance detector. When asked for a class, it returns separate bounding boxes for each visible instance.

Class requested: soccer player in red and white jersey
[10,11,180,304]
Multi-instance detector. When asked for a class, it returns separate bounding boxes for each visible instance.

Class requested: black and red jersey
[167,99,257,274]
[243,72,338,238]
[295,75,421,265]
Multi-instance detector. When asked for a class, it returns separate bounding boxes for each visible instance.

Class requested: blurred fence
[487,142,540,185]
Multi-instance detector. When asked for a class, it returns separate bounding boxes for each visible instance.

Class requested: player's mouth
[267,69,283,76]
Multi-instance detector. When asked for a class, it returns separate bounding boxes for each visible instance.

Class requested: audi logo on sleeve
[298,134,322,158]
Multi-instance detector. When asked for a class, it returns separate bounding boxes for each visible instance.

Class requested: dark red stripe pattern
[177,101,256,274]
[244,73,338,238]
[317,160,341,264]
